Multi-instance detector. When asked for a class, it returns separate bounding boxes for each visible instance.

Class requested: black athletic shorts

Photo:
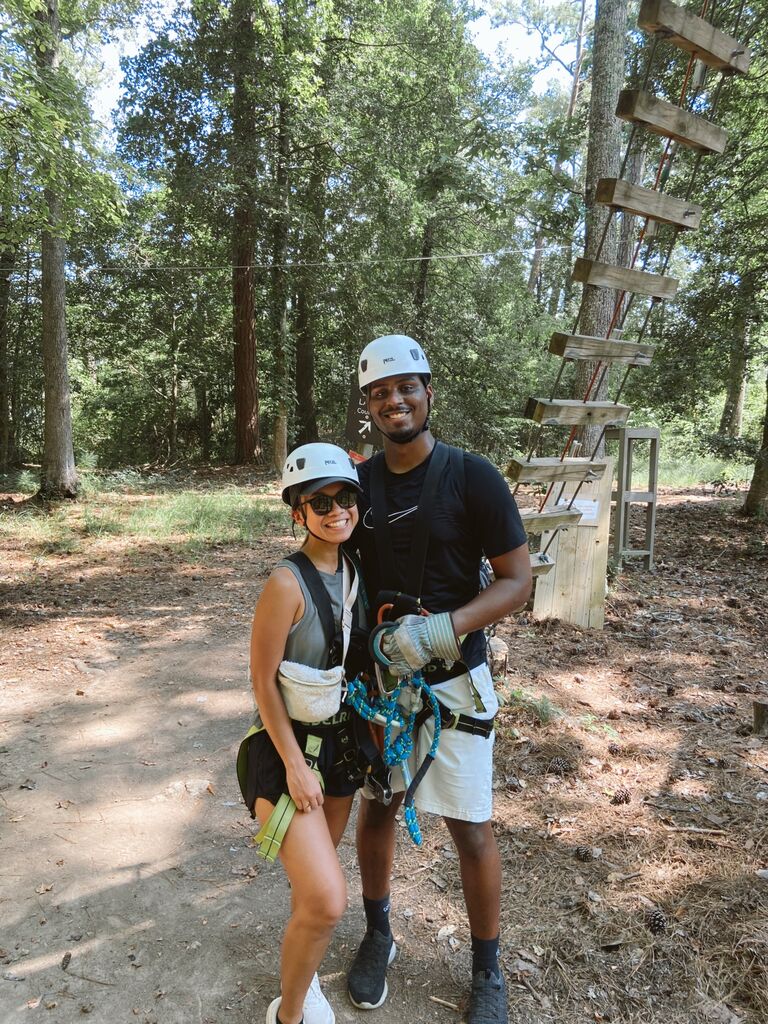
[244,708,362,811]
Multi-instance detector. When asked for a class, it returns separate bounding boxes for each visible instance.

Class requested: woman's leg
[322,793,355,849]
[256,798,347,1024]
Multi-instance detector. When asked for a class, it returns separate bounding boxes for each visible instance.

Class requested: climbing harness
[253,733,324,862]
[346,670,442,846]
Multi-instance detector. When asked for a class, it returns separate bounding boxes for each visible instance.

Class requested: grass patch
[123,489,284,543]
[0,483,285,553]
[504,687,559,725]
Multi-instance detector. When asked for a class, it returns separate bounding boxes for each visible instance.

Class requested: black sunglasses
[301,488,358,515]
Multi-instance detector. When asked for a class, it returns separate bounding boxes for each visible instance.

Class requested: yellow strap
[253,734,324,862]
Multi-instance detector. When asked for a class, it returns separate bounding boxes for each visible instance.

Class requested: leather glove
[379,612,462,676]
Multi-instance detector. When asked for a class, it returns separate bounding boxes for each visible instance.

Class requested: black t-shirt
[349,444,527,670]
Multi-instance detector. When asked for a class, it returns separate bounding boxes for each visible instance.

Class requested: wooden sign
[345,380,382,450]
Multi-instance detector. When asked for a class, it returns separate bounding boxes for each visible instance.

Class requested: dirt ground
[1,478,767,1024]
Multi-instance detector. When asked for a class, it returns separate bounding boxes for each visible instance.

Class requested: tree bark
[231,0,260,464]
[742,370,768,517]
[719,324,749,438]
[575,0,627,457]
[0,245,16,471]
[271,97,291,473]
[195,379,212,462]
[294,166,325,446]
[36,0,77,499]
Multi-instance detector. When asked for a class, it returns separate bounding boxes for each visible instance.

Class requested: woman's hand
[286,761,324,813]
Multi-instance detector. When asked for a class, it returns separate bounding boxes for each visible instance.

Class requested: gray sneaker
[347,929,396,1010]
[468,969,508,1024]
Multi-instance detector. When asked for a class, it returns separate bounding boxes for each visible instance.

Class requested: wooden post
[754,701,768,737]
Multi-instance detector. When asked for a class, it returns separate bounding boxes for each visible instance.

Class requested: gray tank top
[250,558,346,729]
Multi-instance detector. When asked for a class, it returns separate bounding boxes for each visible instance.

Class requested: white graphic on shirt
[362,505,418,530]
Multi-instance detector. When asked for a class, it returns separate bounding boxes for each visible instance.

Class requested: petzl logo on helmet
[383,356,395,363]
[296,458,305,470]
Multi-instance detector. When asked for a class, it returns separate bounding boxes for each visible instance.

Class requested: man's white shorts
[361,662,498,823]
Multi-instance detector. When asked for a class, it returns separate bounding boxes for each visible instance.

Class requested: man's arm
[451,543,532,637]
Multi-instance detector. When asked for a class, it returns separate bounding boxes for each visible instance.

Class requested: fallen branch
[429,995,460,1010]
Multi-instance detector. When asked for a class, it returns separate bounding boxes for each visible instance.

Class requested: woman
[246,442,367,1024]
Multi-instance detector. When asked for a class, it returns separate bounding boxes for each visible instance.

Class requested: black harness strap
[414,697,495,738]
[369,442,451,601]
[284,550,359,669]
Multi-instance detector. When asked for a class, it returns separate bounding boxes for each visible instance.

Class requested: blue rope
[346,674,441,845]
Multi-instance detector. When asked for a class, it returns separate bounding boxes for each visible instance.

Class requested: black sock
[363,894,392,937]
[471,934,499,975]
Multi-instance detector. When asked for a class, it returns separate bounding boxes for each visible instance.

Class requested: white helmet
[358,335,431,391]
[280,442,361,505]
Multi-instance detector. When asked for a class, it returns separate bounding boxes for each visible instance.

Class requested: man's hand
[379,612,462,676]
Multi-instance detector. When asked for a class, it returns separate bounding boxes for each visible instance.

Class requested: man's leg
[445,817,507,1024]
[347,792,403,1010]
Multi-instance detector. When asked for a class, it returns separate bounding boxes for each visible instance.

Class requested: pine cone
[574,845,593,862]
[610,786,631,805]
[646,908,667,935]
[607,742,622,756]
[548,756,572,776]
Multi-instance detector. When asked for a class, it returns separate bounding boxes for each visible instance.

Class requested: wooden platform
[549,331,656,366]
[638,0,750,76]
[533,458,614,629]
[530,551,556,577]
[507,457,609,484]
[595,177,702,231]
[524,397,632,427]
[616,90,727,154]
[572,257,678,299]
[520,507,583,535]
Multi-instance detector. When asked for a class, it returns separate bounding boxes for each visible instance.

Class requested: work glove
[379,612,462,676]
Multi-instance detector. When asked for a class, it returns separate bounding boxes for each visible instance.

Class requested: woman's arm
[250,567,325,812]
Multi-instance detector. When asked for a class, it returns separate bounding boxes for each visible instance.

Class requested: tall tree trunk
[168,331,179,463]
[294,166,326,447]
[575,0,627,457]
[271,98,290,473]
[742,369,768,517]
[719,324,749,438]
[0,245,16,471]
[231,0,260,464]
[527,231,544,295]
[36,0,77,499]
[195,379,212,462]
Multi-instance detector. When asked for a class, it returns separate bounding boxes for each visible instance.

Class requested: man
[346,335,532,1023]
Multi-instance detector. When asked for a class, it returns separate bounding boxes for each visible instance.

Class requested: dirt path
[1,483,767,1024]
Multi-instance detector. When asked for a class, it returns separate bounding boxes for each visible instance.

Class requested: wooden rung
[549,331,655,366]
[619,548,652,558]
[530,552,556,577]
[621,490,656,503]
[572,257,678,300]
[616,90,727,155]
[507,457,608,484]
[520,507,583,535]
[638,0,750,76]
[524,397,632,427]
[596,177,702,230]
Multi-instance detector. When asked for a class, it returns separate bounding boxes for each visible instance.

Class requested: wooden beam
[638,0,750,76]
[524,397,632,427]
[507,457,609,484]
[549,331,656,366]
[616,90,727,155]
[595,177,702,230]
[530,551,555,577]
[572,257,678,300]
[520,507,583,535]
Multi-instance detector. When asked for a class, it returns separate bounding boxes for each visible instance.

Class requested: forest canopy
[0,0,765,507]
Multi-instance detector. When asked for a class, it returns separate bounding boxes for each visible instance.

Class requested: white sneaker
[303,973,335,1024]
[266,996,282,1024]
